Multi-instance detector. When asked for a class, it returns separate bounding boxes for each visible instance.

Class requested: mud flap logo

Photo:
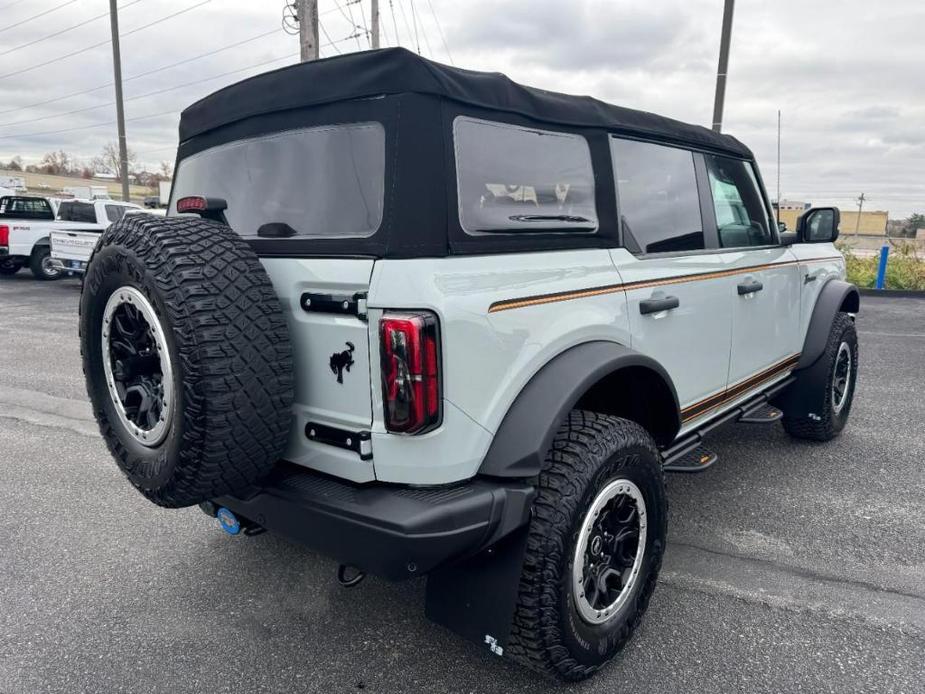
[484,635,503,656]
[329,342,356,384]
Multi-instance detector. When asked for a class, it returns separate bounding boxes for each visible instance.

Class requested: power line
[0,52,301,129]
[395,0,418,53]
[319,18,343,54]
[388,0,401,47]
[0,0,143,57]
[0,27,285,117]
[0,0,30,12]
[0,0,78,36]
[424,0,453,64]
[0,0,212,81]
[0,110,179,142]
[409,0,432,57]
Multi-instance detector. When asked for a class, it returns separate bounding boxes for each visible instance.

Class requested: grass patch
[838,241,925,290]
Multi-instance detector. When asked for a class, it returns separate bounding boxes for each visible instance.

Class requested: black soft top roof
[179,47,751,159]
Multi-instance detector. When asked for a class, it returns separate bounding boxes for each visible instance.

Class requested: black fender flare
[796,279,859,369]
[478,341,680,478]
[773,278,859,418]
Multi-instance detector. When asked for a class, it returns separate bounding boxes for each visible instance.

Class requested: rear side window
[454,117,597,234]
[170,123,385,239]
[57,201,96,223]
[105,204,129,223]
[703,154,773,248]
[0,197,54,220]
[611,138,703,254]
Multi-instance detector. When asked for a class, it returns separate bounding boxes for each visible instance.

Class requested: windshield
[170,122,385,239]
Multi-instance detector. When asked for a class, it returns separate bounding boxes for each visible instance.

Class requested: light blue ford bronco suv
[79,49,859,681]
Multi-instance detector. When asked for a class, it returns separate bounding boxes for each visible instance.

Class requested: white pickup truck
[50,204,156,276]
[1,195,61,280]
[0,197,140,280]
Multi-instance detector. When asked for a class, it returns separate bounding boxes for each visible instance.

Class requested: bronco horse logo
[329,342,356,384]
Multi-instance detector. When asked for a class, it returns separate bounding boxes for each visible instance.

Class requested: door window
[703,154,773,248]
[610,138,704,254]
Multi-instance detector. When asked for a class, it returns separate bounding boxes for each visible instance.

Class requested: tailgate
[50,230,100,262]
[260,257,376,481]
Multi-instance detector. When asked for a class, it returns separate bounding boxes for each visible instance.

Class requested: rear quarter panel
[368,250,631,483]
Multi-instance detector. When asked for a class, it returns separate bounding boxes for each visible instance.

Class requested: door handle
[737,280,763,295]
[639,295,680,315]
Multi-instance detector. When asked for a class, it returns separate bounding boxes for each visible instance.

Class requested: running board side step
[661,376,795,473]
[663,445,718,473]
[738,403,783,424]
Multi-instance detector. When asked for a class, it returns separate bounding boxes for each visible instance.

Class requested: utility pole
[711,0,735,133]
[855,193,865,236]
[371,0,380,49]
[298,0,319,62]
[108,0,130,202]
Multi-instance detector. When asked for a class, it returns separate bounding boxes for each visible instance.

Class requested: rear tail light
[379,311,441,434]
[0,225,9,246]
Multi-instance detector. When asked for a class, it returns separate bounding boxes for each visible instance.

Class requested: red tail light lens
[379,311,441,434]
[0,225,9,246]
[176,196,207,213]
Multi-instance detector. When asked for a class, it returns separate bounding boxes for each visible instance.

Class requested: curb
[858,288,925,298]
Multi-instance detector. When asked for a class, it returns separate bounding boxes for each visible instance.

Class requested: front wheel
[783,312,858,441]
[507,412,667,681]
[29,246,63,281]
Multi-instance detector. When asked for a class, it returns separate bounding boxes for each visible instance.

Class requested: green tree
[905,212,925,236]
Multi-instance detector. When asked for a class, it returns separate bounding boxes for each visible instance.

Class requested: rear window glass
[170,123,385,239]
[0,197,54,220]
[611,138,704,254]
[57,201,97,223]
[454,117,597,234]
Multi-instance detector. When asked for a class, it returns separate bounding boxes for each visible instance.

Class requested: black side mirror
[797,207,840,243]
[779,231,798,246]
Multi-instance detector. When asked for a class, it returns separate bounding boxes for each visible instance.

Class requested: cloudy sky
[1,0,923,216]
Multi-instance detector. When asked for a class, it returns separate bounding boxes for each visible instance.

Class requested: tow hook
[337,564,366,588]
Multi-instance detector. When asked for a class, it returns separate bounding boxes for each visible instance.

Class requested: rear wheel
[508,411,667,681]
[783,312,858,441]
[80,214,295,508]
[0,258,22,276]
[29,246,62,281]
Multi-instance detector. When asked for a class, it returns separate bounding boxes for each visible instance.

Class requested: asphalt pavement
[1,274,923,694]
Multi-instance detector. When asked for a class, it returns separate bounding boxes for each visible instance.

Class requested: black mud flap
[424,524,531,658]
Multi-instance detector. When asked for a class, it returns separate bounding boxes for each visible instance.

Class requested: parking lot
[1,274,923,694]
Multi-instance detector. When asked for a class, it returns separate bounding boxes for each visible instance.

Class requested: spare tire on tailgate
[80,214,294,508]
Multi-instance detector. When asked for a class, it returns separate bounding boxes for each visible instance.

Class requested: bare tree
[39,150,78,176]
[94,142,137,179]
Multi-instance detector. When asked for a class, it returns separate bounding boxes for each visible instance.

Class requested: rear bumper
[214,463,534,581]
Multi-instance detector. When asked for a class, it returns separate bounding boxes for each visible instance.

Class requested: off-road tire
[29,246,62,280]
[507,411,667,681]
[783,312,858,441]
[0,259,22,276]
[80,214,294,508]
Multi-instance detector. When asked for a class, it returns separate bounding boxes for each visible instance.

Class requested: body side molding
[478,341,680,478]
